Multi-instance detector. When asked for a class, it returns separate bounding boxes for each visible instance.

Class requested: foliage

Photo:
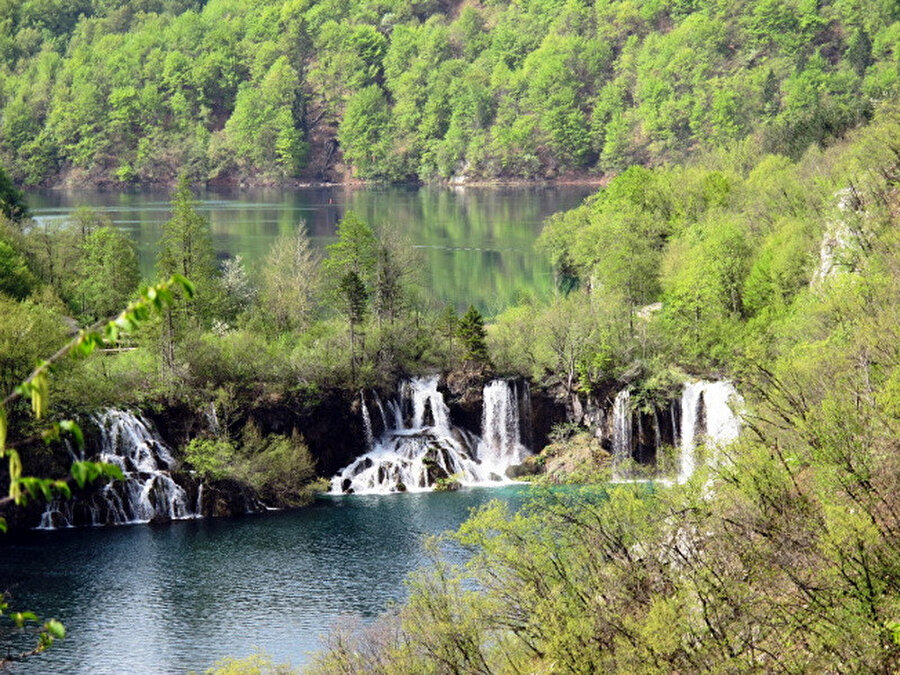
[185,423,318,507]
[204,650,295,675]
[0,273,193,665]
[74,224,141,321]
[0,0,897,184]
[456,304,489,364]
[259,225,319,333]
[0,165,27,220]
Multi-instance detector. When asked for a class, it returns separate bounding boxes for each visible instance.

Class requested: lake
[0,486,532,674]
[29,185,595,315]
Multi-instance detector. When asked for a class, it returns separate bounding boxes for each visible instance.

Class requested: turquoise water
[0,486,531,674]
[28,185,594,315]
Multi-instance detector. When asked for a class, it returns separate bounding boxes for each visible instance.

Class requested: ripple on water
[0,486,530,674]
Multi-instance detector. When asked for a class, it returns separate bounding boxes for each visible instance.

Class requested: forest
[0,0,897,184]
[0,0,899,672]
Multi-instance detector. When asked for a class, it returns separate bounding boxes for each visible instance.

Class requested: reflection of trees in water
[29,186,593,316]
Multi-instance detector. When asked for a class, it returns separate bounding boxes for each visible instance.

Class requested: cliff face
[145,389,367,480]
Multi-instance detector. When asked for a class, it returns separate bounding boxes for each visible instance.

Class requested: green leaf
[98,462,125,481]
[13,611,39,627]
[70,461,89,489]
[59,421,84,449]
[45,619,66,640]
[53,481,71,499]
[171,273,195,299]
[31,370,49,420]
[0,516,6,533]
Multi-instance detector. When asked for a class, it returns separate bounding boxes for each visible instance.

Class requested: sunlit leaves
[70,461,125,489]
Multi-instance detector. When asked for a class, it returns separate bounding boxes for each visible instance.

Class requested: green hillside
[0,0,897,185]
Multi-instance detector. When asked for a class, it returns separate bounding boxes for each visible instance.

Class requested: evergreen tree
[155,174,219,371]
[76,225,140,321]
[324,211,378,381]
[156,174,217,287]
[457,304,489,363]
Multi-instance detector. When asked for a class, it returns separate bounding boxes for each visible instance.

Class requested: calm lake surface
[0,486,531,674]
[29,185,594,315]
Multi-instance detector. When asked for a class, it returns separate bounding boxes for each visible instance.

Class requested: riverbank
[38,170,610,192]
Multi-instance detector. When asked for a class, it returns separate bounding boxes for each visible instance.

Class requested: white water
[479,379,529,473]
[699,380,742,465]
[612,380,742,483]
[332,377,530,494]
[38,410,199,529]
[678,382,705,483]
[611,389,633,478]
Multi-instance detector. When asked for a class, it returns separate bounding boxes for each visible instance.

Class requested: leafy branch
[0,274,193,664]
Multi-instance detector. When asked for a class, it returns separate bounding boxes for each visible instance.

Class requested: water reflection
[0,486,530,674]
[29,186,594,315]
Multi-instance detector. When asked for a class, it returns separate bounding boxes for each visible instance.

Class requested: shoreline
[32,174,610,192]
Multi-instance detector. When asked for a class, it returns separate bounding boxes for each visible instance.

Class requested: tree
[323,211,377,286]
[219,56,307,179]
[157,175,217,288]
[156,175,219,371]
[75,225,140,321]
[457,305,489,364]
[217,256,256,326]
[0,166,28,221]
[0,239,36,300]
[337,85,395,179]
[324,212,378,380]
[337,270,368,382]
[260,225,319,332]
[437,304,459,355]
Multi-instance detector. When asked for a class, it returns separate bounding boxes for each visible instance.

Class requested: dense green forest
[300,104,900,674]
[0,0,898,185]
[1,0,899,670]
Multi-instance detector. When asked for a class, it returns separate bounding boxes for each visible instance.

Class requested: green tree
[156,175,218,298]
[0,239,36,300]
[324,211,377,380]
[337,270,368,381]
[259,225,320,332]
[337,85,395,179]
[0,166,28,221]
[156,174,219,370]
[457,304,488,363]
[75,225,140,321]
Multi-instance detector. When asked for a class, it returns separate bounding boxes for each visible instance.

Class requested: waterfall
[360,391,374,449]
[332,377,531,495]
[38,410,199,529]
[479,379,527,471]
[677,380,742,483]
[702,381,742,455]
[678,382,705,483]
[610,380,742,484]
[611,389,632,479]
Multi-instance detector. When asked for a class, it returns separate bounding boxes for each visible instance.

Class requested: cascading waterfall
[700,380,742,461]
[479,379,528,472]
[38,410,199,529]
[332,377,530,494]
[611,380,742,484]
[611,389,632,479]
[677,380,742,483]
[360,390,374,449]
[678,382,705,483]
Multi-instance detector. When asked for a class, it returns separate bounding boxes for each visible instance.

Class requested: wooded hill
[0,0,897,185]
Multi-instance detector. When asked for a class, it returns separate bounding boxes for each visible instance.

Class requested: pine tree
[457,304,489,363]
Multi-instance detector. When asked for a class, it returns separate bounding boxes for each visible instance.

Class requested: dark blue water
[0,486,531,673]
